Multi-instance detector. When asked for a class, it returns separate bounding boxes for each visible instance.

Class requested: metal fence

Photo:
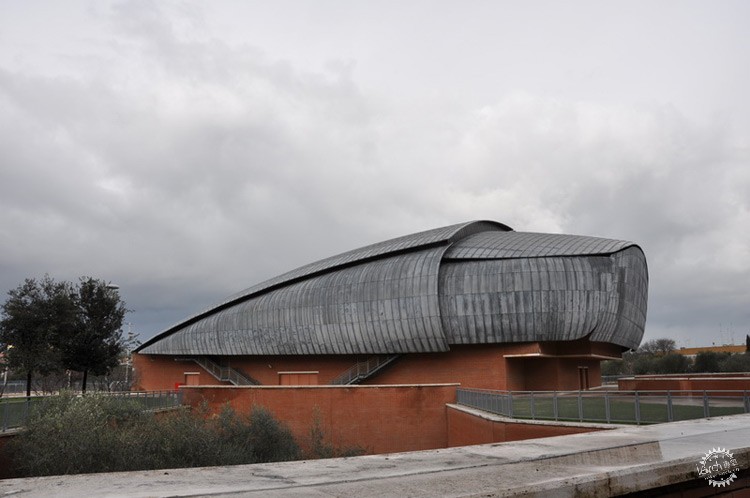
[1,379,134,395]
[1,391,183,433]
[456,388,750,425]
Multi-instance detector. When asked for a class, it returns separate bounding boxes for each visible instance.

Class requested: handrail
[330,355,401,385]
[456,387,750,425]
[192,357,260,386]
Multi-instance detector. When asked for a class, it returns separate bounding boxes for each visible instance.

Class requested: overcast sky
[1,1,748,348]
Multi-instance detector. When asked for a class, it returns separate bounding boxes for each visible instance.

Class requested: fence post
[703,391,709,418]
[635,391,641,425]
[745,391,749,414]
[2,400,7,432]
[667,391,673,422]
[577,391,583,422]
[553,391,559,421]
[605,392,611,423]
[508,391,514,418]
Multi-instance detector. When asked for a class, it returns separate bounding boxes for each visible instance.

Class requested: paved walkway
[1,414,749,497]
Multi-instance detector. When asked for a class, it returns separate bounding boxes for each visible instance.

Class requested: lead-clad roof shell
[137,220,647,354]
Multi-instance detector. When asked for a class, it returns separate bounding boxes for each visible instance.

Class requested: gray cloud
[0,1,748,347]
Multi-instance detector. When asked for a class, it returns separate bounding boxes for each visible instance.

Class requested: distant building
[675,345,747,358]
[133,220,648,391]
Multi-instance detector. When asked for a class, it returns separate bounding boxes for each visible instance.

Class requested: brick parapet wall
[618,375,750,393]
[180,384,458,455]
[446,404,616,447]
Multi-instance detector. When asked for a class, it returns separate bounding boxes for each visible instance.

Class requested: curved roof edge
[443,231,639,260]
[136,220,512,352]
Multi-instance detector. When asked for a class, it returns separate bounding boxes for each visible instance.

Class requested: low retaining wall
[446,404,617,447]
[0,432,18,479]
[619,374,750,393]
[8,413,746,496]
[181,384,458,455]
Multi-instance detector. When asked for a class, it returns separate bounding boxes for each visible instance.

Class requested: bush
[720,353,750,373]
[632,355,656,375]
[653,353,689,374]
[245,405,300,463]
[600,360,623,376]
[5,391,147,475]
[692,352,730,373]
[307,407,365,459]
[5,394,300,477]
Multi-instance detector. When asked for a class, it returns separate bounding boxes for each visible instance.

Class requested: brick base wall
[618,375,750,394]
[446,405,608,447]
[181,384,458,455]
[134,342,611,392]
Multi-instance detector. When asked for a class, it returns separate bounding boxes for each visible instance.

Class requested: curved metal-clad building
[138,220,646,355]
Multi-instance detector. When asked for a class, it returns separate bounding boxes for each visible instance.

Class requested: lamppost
[124,323,138,390]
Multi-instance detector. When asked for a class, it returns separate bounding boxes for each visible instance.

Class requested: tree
[0,276,77,397]
[58,277,128,393]
[692,351,728,373]
[600,359,623,377]
[638,338,676,356]
[632,355,656,375]
[654,353,689,374]
[720,353,750,373]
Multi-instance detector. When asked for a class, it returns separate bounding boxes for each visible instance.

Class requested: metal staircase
[330,354,401,385]
[189,357,261,386]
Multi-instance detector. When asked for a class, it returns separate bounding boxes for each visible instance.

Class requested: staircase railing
[191,357,260,386]
[330,355,401,385]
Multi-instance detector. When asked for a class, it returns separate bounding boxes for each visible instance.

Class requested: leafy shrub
[632,355,656,375]
[600,359,623,376]
[307,407,365,459]
[653,353,689,374]
[5,394,300,477]
[720,353,750,373]
[692,352,730,373]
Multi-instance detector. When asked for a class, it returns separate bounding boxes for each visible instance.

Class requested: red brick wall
[363,344,541,389]
[134,342,611,392]
[507,357,602,391]
[132,354,226,391]
[446,405,606,447]
[181,384,458,455]
[618,375,750,394]
[228,356,358,385]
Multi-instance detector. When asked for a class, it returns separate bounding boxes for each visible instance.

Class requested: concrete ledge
[1,414,749,497]
[447,403,629,430]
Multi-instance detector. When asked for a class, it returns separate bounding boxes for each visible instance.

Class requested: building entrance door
[184,372,200,386]
[578,367,589,391]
